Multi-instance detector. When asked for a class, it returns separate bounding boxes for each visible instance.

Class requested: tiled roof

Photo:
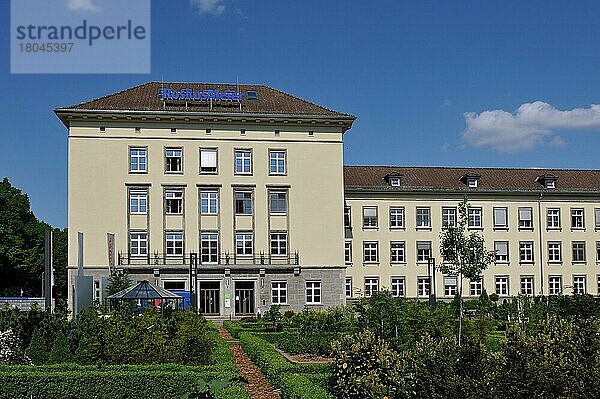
[344,166,600,193]
[58,81,355,118]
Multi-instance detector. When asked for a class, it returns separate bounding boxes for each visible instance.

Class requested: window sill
[362,226,379,230]
[572,262,587,266]
[548,261,562,265]
[468,227,484,231]
[570,228,586,232]
[234,173,253,176]
[165,171,184,175]
[269,173,287,177]
[416,227,432,231]
[389,227,406,231]
[200,171,219,175]
[129,171,148,174]
[200,213,218,216]
[166,213,184,216]
[546,227,562,232]
[416,261,429,265]
[363,262,380,266]
[390,262,407,266]
[518,227,534,232]
[493,226,509,231]
[235,214,253,217]
[305,303,322,306]
[519,262,535,265]
[494,262,510,265]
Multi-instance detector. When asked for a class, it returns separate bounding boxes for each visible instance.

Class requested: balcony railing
[117,251,300,266]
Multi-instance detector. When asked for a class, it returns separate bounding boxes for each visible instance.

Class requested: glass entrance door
[234,281,255,315]
[199,281,220,315]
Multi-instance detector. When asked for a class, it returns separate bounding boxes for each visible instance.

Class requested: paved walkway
[217,327,281,399]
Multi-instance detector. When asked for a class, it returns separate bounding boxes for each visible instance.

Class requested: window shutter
[364,207,377,217]
[201,150,217,168]
[519,208,531,220]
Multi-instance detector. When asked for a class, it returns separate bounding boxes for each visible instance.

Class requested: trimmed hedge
[239,333,333,399]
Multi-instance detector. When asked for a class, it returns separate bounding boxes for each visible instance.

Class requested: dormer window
[536,175,558,189]
[545,179,556,189]
[390,177,401,187]
[385,173,403,187]
[467,178,478,188]
[460,174,480,188]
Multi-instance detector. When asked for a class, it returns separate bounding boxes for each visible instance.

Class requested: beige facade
[345,189,600,300]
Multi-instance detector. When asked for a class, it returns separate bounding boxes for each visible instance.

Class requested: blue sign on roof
[159,87,244,102]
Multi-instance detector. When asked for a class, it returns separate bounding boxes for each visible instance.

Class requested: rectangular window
[548,242,562,262]
[519,241,534,263]
[495,241,508,263]
[94,280,100,300]
[364,277,379,297]
[165,190,183,214]
[571,209,585,229]
[389,207,404,228]
[572,241,586,262]
[468,207,483,229]
[130,232,147,256]
[417,277,430,298]
[495,276,509,296]
[345,277,352,298]
[573,275,587,294]
[493,207,508,229]
[363,207,378,227]
[235,232,253,256]
[130,192,147,214]
[417,241,432,263]
[519,207,533,229]
[345,241,352,264]
[547,209,561,229]
[470,279,483,296]
[129,147,147,172]
[165,148,182,173]
[416,207,431,228]
[235,191,253,215]
[344,206,352,228]
[548,276,562,295]
[391,277,405,297]
[234,149,252,174]
[270,233,288,255]
[596,209,600,229]
[363,241,379,263]
[269,150,286,175]
[444,276,457,297]
[272,282,287,304]
[200,233,218,264]
[306,281,321,304]
[520,276,534,296]
[200,148,218,174]
[390,241,405,263]
[200,191,218,215]
[269,191,287,215]
[165,232,184,256]
[164,281,185,290]
[597,241,600,262]
[442,207,457,228]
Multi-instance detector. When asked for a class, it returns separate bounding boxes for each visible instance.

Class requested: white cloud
[190,0,226,15]
[66,0,100,12]
[462,101,600,152]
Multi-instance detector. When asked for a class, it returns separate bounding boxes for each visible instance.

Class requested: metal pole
[428,258,436,311]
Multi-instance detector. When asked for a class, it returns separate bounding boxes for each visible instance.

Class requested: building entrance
[234,281,255,315]
[199,281,220,315]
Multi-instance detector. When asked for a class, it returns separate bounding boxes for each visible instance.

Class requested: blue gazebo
[106,280,183,312]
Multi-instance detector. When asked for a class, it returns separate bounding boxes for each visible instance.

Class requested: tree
[439,196,495,345]
[106,270,132,296]
[48,331,71,364]
[26,328,48,365]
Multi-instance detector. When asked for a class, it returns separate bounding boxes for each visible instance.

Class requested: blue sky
[3,0,600,228]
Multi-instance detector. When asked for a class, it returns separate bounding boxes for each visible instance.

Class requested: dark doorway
[199,281,220,315]
[235,281,255,315]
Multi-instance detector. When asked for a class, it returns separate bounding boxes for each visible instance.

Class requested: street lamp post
[428,257,436,311]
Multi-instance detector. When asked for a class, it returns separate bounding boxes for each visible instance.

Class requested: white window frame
[130,192,147,214]
[269,150,286,175]
[235,232,253,256]
[200,190,218,215]
[269,191,287,215]
[345,277,352,298]
[518,207,533,229]
[417,277,430,298]
[597,241,600,262]
[520,276,534,296]
[390,241,405,263]
[200,148,218,174]
[129,232,148,256]
[470,279,483,296]
[573,275,586,294]
[200,232,218,264]
[467,178,478,188]
[364,277,379,298]
[363,206,378,228]
[234,149,252,175]
[344,206,352,229]
[270,232,288,256]
[442,207,457,229]
[417,241,432,263]
[519,241,534,263]
[165,190,183,214]
[391,277,405,298]
[363,241,379,263]
[129,147,147,173]
[306,281,322,304]
[547,208,561,229]
[548,276,562,295]
[495,276,509,297]
[235,191,253,215]
[165,148,183,173]
[468,207,483,229]
[548,242,562,263]
[390,177,401,187]
[444,276,457,297]
[595,208,600,230]
[389,207,404,229]
[271,281,288,305]
[165,232,184,256]
[572,241,586,263]
[493,207,508,229]
[416,207,431,228]
[571,209,585,229]
[494,241,508,263]
[344,241,352,264]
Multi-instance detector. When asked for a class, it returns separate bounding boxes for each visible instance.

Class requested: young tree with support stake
[439,196,495,345]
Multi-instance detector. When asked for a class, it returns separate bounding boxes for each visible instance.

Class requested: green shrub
[171,311,214,365]
[48,332,71,364]
[26,328,47,365]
